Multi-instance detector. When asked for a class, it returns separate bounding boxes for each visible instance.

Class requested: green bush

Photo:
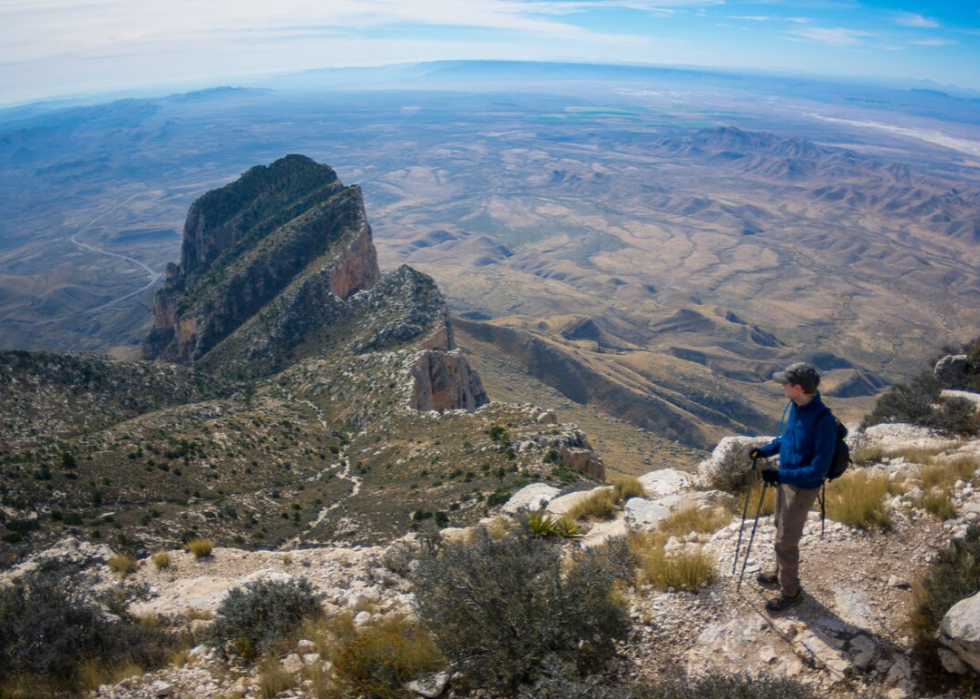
[206,578,323,660]
[522,670,819,699]
[0,569,172,697]
[411,527,635,694]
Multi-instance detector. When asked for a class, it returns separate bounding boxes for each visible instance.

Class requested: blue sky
[1,0,979,105]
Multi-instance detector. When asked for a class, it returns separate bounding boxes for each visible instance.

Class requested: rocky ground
[5,422,980,699]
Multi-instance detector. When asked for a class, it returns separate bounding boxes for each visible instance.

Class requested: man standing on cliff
[750,362,837,614]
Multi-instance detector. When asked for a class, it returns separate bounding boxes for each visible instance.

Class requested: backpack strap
[819,481,826,538]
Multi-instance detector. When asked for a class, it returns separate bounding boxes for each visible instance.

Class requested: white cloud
[784,26,870,46]
[912,38,958,46]
[728,15,774,21]
[892,11,939,28]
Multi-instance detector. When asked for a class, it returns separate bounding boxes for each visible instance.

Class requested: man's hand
[760,468,780,485]
[749,449,762,460]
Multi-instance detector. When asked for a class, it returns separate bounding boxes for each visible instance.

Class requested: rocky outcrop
[410,350,489,413]
[935,354,969,381]
[515,427,606,480]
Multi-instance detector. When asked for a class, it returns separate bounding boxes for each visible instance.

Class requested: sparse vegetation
[412,527,635,693]
[0,569,172,698]
[152,551,172,570]
[257,656,298,698]
[186,537,214,558]
[919,488,957,520]
[628,531,717,592]
[523,510,583,539]
[206,578,323,660]
[824,471,894,530]
[659,505,732,538]
[612,475,646,502]
[323,612,445,699]
[108,554,138,578]
[567,488,618,521]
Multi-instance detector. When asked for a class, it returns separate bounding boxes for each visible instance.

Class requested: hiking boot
[765,590,804,614]
[756,571,779,587]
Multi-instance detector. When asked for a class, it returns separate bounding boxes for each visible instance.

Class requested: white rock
[297,639,316,653]
[303,653,321,665]
[637,468,693,498]
[887,576,910,589]
[151,681,174,698]
[849,634,877,670]
[940,590,980,673]
[624,498,672,531]
[282,653,304,673]
[189,644,212,661]
[404,670,450,698]
[581,517,627,548]
[938,647,969,674]
[698,436,773,491]
[502,483,561,514]
[354,611,373,626]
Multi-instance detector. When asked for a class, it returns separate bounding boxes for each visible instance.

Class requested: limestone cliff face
[410,350,489,413]
[142,156,380,365]
[142,155,486,414]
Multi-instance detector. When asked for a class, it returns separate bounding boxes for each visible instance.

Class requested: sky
[1,0,979,106]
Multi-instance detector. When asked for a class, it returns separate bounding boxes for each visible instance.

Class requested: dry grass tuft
[628,531,717,592]
[484,516,515,541]
[568,488,619,522]
[659,505,732,538]
[825,472,892,530]
[185,538,213,559]
[729,479,776,517]
[151,551,171,570]
[920,489,957,520]
[852,445,886,466]
[257,657,297,699]
[612,475,646,502]
[108,554,138,578]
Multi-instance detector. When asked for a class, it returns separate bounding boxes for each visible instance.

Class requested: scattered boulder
[624,498,672,531]
[939,590,980,673]
[404,670,450,698]
[502,483,561,514]
[638,468,693,498]
[698,436,772,491]
[546,486,611,516]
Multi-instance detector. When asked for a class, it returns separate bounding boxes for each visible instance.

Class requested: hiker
[749,362,837,614]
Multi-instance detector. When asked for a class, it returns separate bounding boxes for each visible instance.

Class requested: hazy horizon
[2,0,979,107]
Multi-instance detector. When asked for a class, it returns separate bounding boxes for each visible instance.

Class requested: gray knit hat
[773,362,820,392]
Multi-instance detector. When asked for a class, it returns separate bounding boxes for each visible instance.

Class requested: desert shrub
[852,445,885,466]
[326,612,444,699]
[206,578,323,660]
[152,551,171,570]
[0,569,172,698]
[863,372,940,430]
[628,531,717,592]
[824,472,892,530]
[567,488,618,521]
[523,669,818,699]
[185,538,213,558]
[937,397,980,436]
[108,554,138,578]
[659,505,732,538]
[411,527,635,693]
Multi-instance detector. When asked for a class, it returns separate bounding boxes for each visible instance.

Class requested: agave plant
[553,516,584,539]
[525,511,584,539]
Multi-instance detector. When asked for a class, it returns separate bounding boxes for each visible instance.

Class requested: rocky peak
[143,156,380,365]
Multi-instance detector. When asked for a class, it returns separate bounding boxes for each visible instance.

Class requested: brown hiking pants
[773,483,820,597]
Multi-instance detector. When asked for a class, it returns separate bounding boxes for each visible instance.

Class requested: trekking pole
[731,456,758,575]
[737,480,769,592]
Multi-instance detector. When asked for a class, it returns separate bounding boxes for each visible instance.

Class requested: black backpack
[818,408,851,535]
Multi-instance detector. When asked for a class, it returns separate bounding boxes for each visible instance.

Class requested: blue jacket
[757,392,837,490]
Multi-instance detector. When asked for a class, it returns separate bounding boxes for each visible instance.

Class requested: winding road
[39,193,163,324]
